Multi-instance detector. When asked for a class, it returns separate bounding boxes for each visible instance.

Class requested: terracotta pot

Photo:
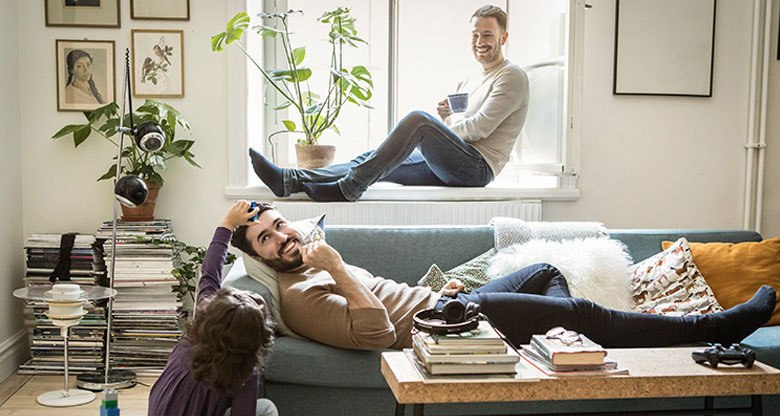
[295,144,336,169]
[120,180,161,222]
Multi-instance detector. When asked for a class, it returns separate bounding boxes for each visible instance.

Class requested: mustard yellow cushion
[661,238,780,326]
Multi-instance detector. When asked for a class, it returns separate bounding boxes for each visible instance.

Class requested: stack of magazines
[520,328,628,376]
[96,219,183,376]
[411,321,519,375]
[18,233,107,375]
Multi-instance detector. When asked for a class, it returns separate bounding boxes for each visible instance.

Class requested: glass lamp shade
[134,121,165,153]
[114,175,148,208]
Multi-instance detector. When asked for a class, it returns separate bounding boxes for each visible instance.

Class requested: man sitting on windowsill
[249,4,529,202]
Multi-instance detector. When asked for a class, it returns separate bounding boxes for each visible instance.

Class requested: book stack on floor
[412,321,520,375]
[95,219,183,376]
[520,329,628,376]
[19,234,107,375]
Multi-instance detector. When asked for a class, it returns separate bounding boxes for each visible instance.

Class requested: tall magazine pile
[18,233,107,375]
[411,321,520,375]
[96,219,183,376]
[520,329,628,376]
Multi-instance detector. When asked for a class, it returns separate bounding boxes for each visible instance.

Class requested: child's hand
[219,200,258,230]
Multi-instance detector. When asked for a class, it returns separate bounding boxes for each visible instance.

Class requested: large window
[230,0,583,198]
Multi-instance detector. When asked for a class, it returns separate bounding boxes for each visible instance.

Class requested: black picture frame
[613,0,717,97]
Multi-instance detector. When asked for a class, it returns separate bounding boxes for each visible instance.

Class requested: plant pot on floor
[295,144,336,169]
[120,180,161,222]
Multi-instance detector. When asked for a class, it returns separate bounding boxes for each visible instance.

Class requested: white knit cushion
[487,238,635,311]
[630,237,723,316]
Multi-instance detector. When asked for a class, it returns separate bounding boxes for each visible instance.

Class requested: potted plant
[212,8,374,169]
[52,99,199,220]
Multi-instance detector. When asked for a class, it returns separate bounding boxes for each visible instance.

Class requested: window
[226,0,583,199]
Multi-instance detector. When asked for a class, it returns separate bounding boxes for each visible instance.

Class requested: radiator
[273,200,542,226]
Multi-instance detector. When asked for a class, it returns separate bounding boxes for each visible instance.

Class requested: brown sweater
[278,265,440,350]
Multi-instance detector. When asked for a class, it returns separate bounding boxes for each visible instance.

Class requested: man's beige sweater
[279,265,440,350]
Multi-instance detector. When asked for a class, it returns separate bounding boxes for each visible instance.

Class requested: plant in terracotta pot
[52,99,199,220]
[212,8,374,168]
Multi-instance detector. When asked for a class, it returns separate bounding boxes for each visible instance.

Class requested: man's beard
[263,236,304,272]
[473,43,501,65]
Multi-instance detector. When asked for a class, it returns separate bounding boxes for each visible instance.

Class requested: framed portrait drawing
[45,0,120,28]
[131,30,185,98]
[613,0,716,96]
[56,39,116,112]
[131,0,190,20]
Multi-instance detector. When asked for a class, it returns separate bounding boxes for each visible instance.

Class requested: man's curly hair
[185,287,275,394]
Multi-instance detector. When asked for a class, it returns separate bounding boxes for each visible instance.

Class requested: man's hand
[302,240,344,273]
[219,200,258,230]
[439,279,466,297]
[437,99,452,121]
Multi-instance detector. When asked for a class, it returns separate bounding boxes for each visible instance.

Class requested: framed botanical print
[130,0,190,21]
[56,39,116,112]
[131,30,185,98]
[45,0,121,28]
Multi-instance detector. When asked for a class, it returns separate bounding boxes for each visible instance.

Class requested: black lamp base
[76,369,137,391]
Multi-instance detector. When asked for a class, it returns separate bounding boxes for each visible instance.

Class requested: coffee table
[381,347,780,416]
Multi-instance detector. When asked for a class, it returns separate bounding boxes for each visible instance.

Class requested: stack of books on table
[520,331,628,376]
[95,219,183,376]
[19,233,107,375]
[412,321,520,375]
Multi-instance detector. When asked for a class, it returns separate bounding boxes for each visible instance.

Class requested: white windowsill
[224,183,580,202]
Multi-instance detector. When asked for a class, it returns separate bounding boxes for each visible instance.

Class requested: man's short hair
[230,202,276,257]
[472,4,507,33]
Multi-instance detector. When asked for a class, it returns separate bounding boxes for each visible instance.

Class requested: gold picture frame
[56,39,116,112]
[45,0,120,28]
[130,0,190,21]
[131,30,185,98]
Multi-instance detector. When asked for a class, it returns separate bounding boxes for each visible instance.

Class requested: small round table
[13,285,117,407]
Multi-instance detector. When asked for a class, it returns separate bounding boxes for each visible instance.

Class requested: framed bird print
[131,30,184,97]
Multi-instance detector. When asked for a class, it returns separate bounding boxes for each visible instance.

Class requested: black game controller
[249,201,259,222]
[691,344,755,368]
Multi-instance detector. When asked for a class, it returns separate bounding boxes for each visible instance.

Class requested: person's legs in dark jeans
[472,263,570,298]
[468,285,776,348]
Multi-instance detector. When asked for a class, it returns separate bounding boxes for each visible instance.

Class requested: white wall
[761,0,780,238]
[545,0,776,236]
[0,0,28,381]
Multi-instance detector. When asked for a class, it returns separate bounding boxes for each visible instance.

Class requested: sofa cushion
[264,337,388,388]
[662,237,780,325]
[417,249,497,292]
[742,326,780,370]
[631,237,723,316]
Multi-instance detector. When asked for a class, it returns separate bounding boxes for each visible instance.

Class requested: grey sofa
[223,226,780,415]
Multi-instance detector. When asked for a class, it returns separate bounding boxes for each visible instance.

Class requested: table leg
[751,395,762,416]
[413,403,424,416]
[394,402,405,416]
[703,396,713,416]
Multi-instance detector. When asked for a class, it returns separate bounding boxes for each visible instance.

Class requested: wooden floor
[0,373,157,415]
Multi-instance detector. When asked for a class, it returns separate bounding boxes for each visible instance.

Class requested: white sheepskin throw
[487,238,635,312]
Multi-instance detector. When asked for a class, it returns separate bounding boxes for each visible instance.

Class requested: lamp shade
[134,121,165,153]
[114,175,148,208]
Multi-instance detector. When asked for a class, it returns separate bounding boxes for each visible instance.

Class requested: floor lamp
[77,48,165,391]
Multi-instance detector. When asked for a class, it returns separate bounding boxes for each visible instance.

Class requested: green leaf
[213,12,251,51]
[253,24,283,39]
[293,47,305,66]
[282,120,296,131]
[97,164,118,182]
[270,68,312,83]
[51,124,84,139]
[73,125,92,147]
[183,153,201,168]
[330,124,341,136]
[304,104,323,115]
[273,101,292,110]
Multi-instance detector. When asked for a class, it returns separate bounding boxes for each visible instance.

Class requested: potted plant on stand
[52,99,199,221]
[212,8,374,169]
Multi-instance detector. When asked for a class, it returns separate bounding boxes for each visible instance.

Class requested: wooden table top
[381,347,780,404]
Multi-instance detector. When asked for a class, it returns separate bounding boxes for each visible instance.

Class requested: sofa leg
[413,403,424,416]
[751,395,762,416]
[704,396,713,416]
[394,402,405,416]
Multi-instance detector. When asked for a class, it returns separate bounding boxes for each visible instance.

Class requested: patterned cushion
[631,237,723,316]
[417,249,496,292]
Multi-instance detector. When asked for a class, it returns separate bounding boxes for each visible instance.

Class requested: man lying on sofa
[227,202,776,351]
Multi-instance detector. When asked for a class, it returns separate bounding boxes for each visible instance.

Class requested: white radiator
[273,200,542,226]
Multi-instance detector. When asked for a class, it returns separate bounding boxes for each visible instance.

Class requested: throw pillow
[632,237,723,316]
[417,249,497,292]
[487,238,635,311]
[661,237,780,325]
[242,214,325,338]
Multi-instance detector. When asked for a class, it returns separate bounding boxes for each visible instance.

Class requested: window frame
[224,0,584,201]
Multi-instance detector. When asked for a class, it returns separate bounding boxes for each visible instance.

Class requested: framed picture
[45,0,120,28]
[130,0,190,21]
[131,30,185,98]
[56,39,116,112]
[613,0,716,96]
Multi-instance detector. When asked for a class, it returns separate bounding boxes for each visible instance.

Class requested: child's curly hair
[185,287,275,394]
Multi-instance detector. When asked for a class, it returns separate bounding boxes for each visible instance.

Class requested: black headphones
[412,300,482,336]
